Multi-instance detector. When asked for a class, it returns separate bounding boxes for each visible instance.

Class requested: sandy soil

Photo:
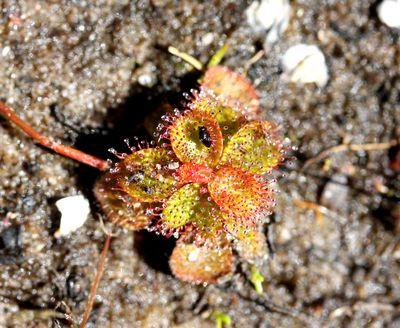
[0,1,399,327]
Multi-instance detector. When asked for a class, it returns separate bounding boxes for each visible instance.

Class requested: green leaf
[162,184,224,243]
[207,44,229,68]
[161,183,201,229]
[118,148,179,202]
[250,266,265,295]
[213,105,244,140]
[213,311,232,328]
[190,198,224,245]
[221,121,283,175]
[169,109,223,167]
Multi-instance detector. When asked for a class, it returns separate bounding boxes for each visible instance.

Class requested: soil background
[0,1,399,327]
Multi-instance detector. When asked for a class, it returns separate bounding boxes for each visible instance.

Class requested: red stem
[0,102,109,171]
[79,234,112,328]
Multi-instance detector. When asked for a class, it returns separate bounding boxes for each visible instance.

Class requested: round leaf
[94,173,151,230]
[161,184,224,244]
[118,148,179,202]
[220,121,283,175]
[169,241,233,284]
[161,183,201,229]
[169,109,223,167]
[208,166,274,220]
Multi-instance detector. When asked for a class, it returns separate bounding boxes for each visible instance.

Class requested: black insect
[198,126,212,147]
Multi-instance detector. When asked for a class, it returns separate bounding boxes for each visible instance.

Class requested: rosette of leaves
[95,67,284,284]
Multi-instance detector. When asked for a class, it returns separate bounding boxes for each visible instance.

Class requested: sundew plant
[95,65,285,284]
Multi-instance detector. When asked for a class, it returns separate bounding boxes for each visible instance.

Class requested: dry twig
[244,50,265,75]
[293,199,326,223]
[303,140,398,170]
[79,234,112,328]
[168,46,203,71]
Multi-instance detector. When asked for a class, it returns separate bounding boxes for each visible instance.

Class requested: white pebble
[281,44,329,87]
[246,0,291,43]
[201,32,215,46]
[377,0,400,28]
[138,73,156,88]
[279,227,291,242]
[54,195,90,237]
[1,46,11,57]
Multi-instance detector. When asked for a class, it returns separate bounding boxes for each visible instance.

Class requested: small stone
[0,225,23,265]
[0,225,21,250]
[137,63,157,88]
[54,195,90,237]
[138,73,156,88]
[66,268,86,302]
[246,0,291,43]
[281,44,329,87]
[377,0,400,28]
[278,227,291,242]
[1,46,11,57]
[201,32,215,46]
[320,175,349,213]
